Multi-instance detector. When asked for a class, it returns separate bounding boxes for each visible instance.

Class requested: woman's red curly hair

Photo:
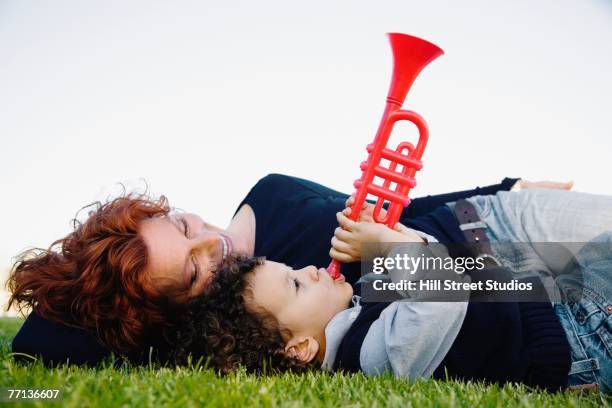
[6,193,184,354]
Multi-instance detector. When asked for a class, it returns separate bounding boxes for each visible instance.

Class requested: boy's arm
[405,178,573,219]
[358,240,469,379]
[359,301,467,379]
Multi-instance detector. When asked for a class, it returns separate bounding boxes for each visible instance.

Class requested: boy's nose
[308,266,320,282]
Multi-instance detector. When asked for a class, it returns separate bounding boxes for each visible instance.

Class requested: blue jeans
[458,189,612,393]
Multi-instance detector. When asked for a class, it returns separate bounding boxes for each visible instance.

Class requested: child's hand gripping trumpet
[329,194,424,264]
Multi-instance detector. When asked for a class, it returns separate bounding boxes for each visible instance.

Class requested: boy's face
[249,261,353,344]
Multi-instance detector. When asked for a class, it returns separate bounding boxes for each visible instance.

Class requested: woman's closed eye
[293,278,301,292]
[190,254,200,287]
[179,216,191,238]
[178,216,199,287]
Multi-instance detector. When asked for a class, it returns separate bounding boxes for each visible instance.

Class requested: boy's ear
[284,336,319,363]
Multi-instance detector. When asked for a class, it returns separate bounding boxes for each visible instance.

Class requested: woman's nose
[193,231,220,250]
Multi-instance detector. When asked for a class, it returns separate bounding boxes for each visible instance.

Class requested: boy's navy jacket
[12,174,519,366]
[329,262,571,392]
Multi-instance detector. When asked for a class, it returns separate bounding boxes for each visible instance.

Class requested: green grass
[0,318,609,407]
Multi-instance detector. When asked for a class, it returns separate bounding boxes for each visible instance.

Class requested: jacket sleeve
[405,177,519,218]
[359,301,468,379]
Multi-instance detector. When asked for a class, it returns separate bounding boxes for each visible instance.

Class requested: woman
[7,173,566,365]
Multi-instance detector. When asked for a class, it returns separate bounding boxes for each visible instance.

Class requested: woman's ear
[284,336,319,363]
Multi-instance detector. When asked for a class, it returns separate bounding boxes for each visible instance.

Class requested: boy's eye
[293,278,300,292]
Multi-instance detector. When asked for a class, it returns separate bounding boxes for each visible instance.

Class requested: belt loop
[569,358,599,375]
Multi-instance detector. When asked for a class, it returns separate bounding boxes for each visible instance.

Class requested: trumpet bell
[386,33,444,106]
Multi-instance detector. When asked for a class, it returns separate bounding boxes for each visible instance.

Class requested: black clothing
[12,312,110,366]
[334,269,571,392]
[432,271,571,391]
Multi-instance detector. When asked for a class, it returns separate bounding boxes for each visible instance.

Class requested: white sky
[1,0,611,273]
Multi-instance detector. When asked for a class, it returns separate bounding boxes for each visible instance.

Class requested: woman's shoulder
[251,173,314,190]
[239,174,297,207]
[250,173,296,190]
[250,173,347,199]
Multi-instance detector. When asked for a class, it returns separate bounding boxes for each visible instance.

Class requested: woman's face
[139,213,233,297]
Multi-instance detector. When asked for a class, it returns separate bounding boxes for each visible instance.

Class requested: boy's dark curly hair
[169,255,310,374]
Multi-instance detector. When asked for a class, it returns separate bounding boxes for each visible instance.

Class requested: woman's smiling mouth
[220,234,233,259]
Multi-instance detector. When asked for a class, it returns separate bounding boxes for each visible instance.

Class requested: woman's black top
[11,173,518,366]
[239,174,517,281]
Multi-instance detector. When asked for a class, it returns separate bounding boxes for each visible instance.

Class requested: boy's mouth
[318,267,346,285]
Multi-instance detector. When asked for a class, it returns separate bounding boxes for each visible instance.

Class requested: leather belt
[453,199,500,266]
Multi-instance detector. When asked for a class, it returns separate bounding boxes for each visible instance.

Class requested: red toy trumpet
[327,33,444,280]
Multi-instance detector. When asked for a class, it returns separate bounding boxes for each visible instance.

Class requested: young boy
[169,212,612,393]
